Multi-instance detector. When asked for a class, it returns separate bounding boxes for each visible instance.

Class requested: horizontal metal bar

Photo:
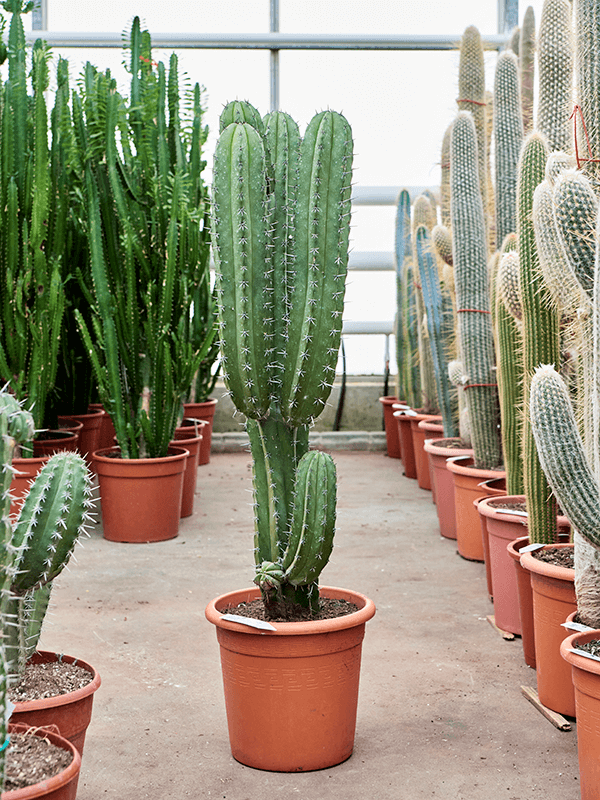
[342,321,394,335]
[349,251,395,271]
[351,186,439,205]
[24,30,509,51]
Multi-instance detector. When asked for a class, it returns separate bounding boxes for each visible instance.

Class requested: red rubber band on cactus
[570,104,600,169]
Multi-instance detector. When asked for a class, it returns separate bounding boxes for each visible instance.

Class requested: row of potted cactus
[387,3,600,796]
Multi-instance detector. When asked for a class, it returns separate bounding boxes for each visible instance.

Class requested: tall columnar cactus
[394,189,412,403]
[520,6,536,135]
[493,51,524,248]
[412,195,439,413]
[0,387,93,788]
[537,0,573,153]
[575,0,600,189]
[518,132,562,544]
[212,103,353,619]
[495,237,524,494]
[450,111,502,469]
[457,26,488,244]
[415,225,458,437]
[440,124,452,229]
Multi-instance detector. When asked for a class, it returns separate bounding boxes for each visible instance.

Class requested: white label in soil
[221,613,277,631]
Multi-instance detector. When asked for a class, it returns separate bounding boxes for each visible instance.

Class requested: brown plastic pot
[446,456,506,562]
[520,543,576,717]
[5,723,81,800]
[94,446,187,542]
[183,399,217,465]
[422,439,473,540]
[58,409,104,470]
[477,476,507,496]
[10,456,50,518]
[10,651,101,756]
[205,585,376,772]
[379,396,401,459]
[393,408,416,479]
[409,413,441,491]
[561,628,600,798]
[171,419,207,518]
[87,404,117,452]
[473,494,494,601]
[32,430,79,458]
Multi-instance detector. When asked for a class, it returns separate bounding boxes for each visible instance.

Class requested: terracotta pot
[422,439,473,540]
[5,723,81,800]
[409,413,441,491]
[477,476,507,496]
[183,399,217,465]
[10,456,50,518]
[205,585,376,772]
[171,419,207,518]
[58,409,104,470]
[32,430,79,458]
[473,494,494,602]
[379,396,401,459]
[477,496,529,634]
[88,404,117,451]
[94,446,187,542]
[561,628,600,799]
[10,651,101,756]
[418,418,443,502]
[520,543,576,717]
[446,456,506,562]
[393,409,416,479]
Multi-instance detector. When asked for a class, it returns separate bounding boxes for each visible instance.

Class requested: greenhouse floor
[43,449,580,800]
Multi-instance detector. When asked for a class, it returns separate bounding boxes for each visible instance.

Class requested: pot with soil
[417,417,444,501]
[206,586,375,771]
[32,430,79,458]
[58,408,104,470]
[170,418,206,518]
[519,543,576,717]
[409,413,442,491]
[379,396,402,459]
[182,398,217,466]
[423,439,474,540]
[393,407,417,479]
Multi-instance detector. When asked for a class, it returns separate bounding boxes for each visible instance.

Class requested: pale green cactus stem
[520,6,536,135]
[553,170,597,302]
[457,26,488,243]
[440,124,452,229]
[450,111,502,469]
[518,132,562,544]
[546,152,577,185]
[530,366,600,627]
[493,51,524,248]
[575,0,600,189]
[432,225,453,267]
[394,189,412,401]
[509,26,520,55]
[537,0,573,153]
[412,195,439,413]
[212,103,353,618]
[415,226,459,437]
[496,236,524,494]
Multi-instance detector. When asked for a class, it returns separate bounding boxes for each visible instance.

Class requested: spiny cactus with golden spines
[575,0,600,189]
[493,51,524,249]
[553,170,598,301]
[518,131,562,544]
[485,89,496,254]
[440,123,452,229]
[537,0,573,153]
[394,189,417,405]
[450,111,502,469]
[495,236,524,494]
[432,225,453,267]
[545,151,577,185]
[457,26,488,242]
[520,6,536,135]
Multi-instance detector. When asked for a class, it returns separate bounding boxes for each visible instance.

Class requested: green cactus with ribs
[211,101,353,619]
[0,388,93,786]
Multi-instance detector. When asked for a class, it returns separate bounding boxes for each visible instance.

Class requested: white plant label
[562,621,593,632]
[570,648,600,663]
[221,613,277,631]
[520,542,545,553]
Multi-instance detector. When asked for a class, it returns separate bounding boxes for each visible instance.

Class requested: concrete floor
[40,450,580,800]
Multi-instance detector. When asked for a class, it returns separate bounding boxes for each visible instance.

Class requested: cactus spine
[537,0,573,153]
[575,0,600,189]
[212,103,353,618]
[412,195,439,413]
[520,6,536,135]
[450,112,502,469]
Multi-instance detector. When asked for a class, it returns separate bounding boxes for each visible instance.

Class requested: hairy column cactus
[212,103,353,619]
[493,51,524,248]
[450,111,502,469]
[440,124,452,229]
[394,189,414,403]
[520,6,536,135]
[412,195,439,413]
[518,132,562,544]
[537,0,573,153]
[575,0,600,189]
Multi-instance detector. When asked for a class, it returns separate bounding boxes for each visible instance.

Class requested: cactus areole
[212,102,353,619]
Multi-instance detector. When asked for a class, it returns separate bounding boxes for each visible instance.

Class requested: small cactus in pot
[211,102,352,619]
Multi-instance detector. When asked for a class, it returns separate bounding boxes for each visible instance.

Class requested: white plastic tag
[562,621,593,632]
[520,542,545,553]
[221,613,277,631]
[569,648,600,663]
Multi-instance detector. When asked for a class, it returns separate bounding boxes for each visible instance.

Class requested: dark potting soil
[8,660,93,703]
[4,730,73,791]
[221,597,359,623]
[532,545,575,570]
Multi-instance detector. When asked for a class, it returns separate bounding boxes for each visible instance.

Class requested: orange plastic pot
[409,413,441,491]
[10,456,50,518]
[32,430,79,458]
[58,409,104,470]
[205,585,376,772]
[446,456,506,562]
[520,543,576,716]
[94,446,187,542]
[87,404,117,451]
[171,419,207,518]
[418,418,444,501]
[379,396,401,459]
[561,628,600,799]
[477,476,507,496]
[10,651,101,756]
[5,723,81,800]
[423,439,473,540]
[182,399,217,465]
[473,494,494,601]
[393,409,416,479]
